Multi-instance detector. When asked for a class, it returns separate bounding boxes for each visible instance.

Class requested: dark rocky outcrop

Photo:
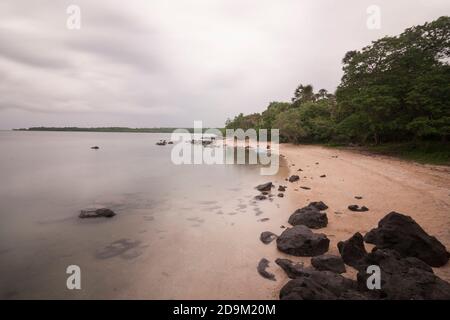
[337,232,368,269]
[311,254,346,274]
[260,231,277,244]
[257,258,276,281]
[79,208,116,218]
[364,212,449,267]
[357,248,450,300]
[288,175,300,183]
[348,205,369,212]
[277,225,329,256]
[256,182,273,192]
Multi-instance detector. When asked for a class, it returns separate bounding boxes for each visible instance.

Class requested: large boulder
[288,205,328,229]
[364,212,449,267]
[279,266,367,300]
[337,232,368,269]
[357,249,450,300]
[255,182,273,192]
[277,225,330,256]
[311,254,346,274]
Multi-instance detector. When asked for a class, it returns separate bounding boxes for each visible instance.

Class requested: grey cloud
[0,0,449,129]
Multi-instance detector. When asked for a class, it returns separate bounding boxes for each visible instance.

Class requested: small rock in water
[300,186,311,190]
[254,195,267,201]
[90,146,100,150]
[260,231,278,244]
[257,258,276,281]
[79,208,116,219]
[348,205,369,212]
[355,196,363,200]
[288,175,300,183]
[320,174,326,178]
[278,193,284,198]
[256,182,273,192]
[297,168,303,172]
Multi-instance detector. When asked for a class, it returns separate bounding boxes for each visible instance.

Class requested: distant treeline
[225,16,450,146]
[14,127,216,133]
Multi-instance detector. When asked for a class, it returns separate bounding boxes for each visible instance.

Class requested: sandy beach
[258,143,450,295]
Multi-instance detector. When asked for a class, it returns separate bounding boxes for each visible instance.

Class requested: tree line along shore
[225,16,450,165]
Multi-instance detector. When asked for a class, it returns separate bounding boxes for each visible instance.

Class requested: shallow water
[0,131,288,299]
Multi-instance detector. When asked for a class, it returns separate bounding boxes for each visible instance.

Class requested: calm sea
[0,131,289,299]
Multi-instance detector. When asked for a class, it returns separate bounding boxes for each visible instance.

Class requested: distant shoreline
[12,127,222,133]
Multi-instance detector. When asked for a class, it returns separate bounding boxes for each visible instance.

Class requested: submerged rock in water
[364,212,450,267]
[90,146,100,150]
[311,254,346,274]
[288,175,300,183]
[337,232,368,269]
[256,182,273,192]
[254,195,267,201]
[79,208,116,218]
[260,231,278,244]
[348,205,369,212]
[257,258,276,281]
[277,225,329,256]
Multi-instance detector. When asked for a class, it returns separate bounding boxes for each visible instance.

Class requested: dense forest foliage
[225,16,450,146]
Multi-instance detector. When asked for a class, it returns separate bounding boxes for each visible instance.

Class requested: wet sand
[259,143,450,294]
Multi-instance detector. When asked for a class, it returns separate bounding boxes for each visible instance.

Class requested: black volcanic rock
[364,212,449,267]
[277,225,329,256]
[311,254,346,274]
[337,232,368,269]
[256,182,273,192]
[356,248,450,300]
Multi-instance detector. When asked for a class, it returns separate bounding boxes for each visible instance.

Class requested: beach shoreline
[261,143,450,295]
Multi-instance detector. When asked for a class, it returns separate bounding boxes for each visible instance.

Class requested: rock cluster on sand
[278,212,450,300]
[79,208,116,218]
[364,212,450,267]
[276,225,329,256]
[288,201,328,229]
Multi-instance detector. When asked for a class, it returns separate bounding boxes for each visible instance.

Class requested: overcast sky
[0,0,448,129]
